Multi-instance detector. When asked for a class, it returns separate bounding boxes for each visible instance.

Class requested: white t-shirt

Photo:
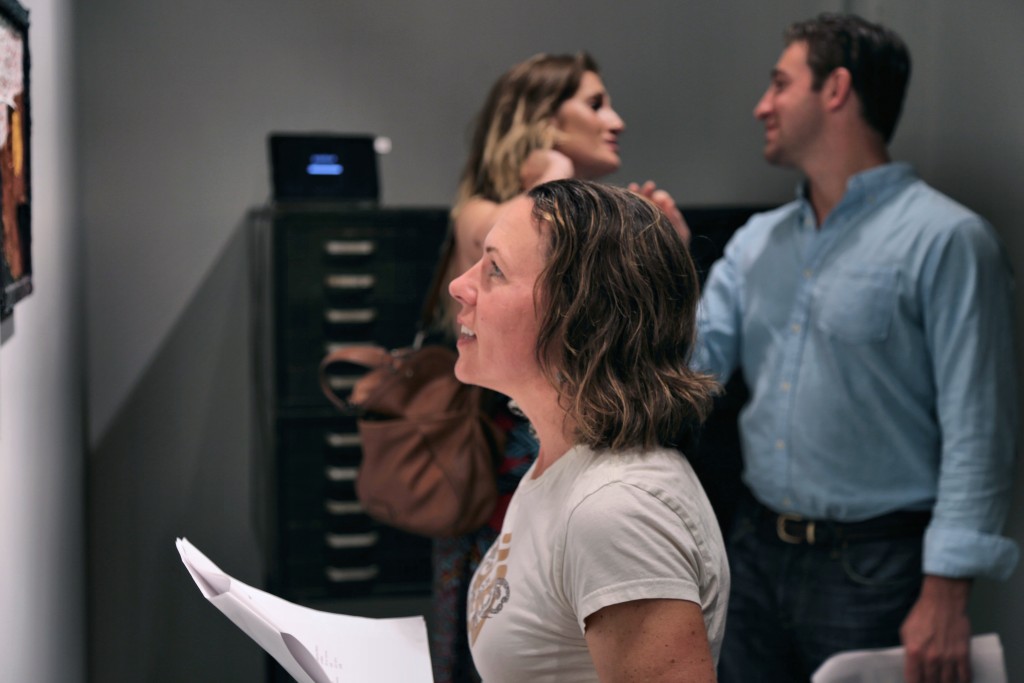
[467,444,729,682]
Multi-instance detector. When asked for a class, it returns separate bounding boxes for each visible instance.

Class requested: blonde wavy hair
[452,51,599,214]
[529,179,718,452]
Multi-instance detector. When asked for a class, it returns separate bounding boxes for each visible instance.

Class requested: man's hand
[900,575,972,683]
[628,180,691,245]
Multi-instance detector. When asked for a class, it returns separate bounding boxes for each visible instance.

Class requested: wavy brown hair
[527,179,717,452]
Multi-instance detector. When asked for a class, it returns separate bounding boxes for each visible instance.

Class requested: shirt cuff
[923,525,1020,580]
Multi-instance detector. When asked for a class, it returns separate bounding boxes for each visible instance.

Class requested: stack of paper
[811,632,1007,683]
[176,538,432,683]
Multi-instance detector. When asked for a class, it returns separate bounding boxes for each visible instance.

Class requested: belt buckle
[776,513,815,544]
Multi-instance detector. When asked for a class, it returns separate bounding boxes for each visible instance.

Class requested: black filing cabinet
[251,203,448,606]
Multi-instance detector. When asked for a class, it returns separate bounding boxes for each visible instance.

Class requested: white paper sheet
[176,537,433,683]
[811,632,1007,683]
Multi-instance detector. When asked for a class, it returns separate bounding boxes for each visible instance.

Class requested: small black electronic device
[268,133,380,203]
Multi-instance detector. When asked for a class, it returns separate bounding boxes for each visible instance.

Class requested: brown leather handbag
[318,236,502,538]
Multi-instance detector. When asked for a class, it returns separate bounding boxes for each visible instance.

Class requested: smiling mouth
[459,324,476,338]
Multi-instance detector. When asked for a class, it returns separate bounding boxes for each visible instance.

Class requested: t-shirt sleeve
[562,481,707,634]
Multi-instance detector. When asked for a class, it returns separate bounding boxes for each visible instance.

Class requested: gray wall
[73,1,1024,681]
[0,0,83,682]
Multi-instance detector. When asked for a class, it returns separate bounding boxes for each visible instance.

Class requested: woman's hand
[521,149,575,190]
[629,180,691,246]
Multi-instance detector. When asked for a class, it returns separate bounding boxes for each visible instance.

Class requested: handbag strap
[320,345,395,371]
[319,345,394,413]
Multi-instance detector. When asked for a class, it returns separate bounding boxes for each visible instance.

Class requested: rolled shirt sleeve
[920,216,1019,579]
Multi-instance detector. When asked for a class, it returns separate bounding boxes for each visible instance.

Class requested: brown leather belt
[751,498,931,546]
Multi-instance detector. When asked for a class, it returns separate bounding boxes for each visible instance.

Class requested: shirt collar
[795,162,917,223]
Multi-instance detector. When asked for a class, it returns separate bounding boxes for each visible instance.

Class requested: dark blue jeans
[718,497,924,682]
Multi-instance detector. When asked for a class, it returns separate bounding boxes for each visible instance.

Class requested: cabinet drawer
[270,209,448,407]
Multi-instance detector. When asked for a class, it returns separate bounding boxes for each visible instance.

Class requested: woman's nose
[606,107,625,133]
[449,262,477,305]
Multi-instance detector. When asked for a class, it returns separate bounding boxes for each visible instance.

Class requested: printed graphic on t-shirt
[468,532,512,645]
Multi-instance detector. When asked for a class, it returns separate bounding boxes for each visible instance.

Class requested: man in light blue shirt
[696,13,1018,683]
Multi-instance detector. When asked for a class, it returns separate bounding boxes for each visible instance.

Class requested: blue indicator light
[307,153,343,175]
[307,163,344,176]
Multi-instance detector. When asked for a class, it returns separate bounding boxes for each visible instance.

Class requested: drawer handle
[325,308,377,324]
[325,499,365,515]
[326,466,359,481]
[325,274,376,290]
[325,341,361,354]
[325,375,360,392]
[326,531,379,549]
[325,240,375,256]
[326,565,379,583]
[325,432,361,448]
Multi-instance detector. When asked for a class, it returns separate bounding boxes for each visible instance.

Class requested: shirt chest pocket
[813,265,899,343]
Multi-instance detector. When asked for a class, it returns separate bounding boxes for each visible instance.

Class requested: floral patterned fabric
[429,401,538,683]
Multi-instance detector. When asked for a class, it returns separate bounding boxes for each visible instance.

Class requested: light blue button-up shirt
[695,163,1019,580]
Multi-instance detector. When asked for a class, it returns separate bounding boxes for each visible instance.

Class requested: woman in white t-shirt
[448,179,729,682]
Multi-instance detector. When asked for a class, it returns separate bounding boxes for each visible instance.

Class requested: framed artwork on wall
[0,0,29,321]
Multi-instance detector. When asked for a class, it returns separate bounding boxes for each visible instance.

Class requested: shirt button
[775,439,785,450]
[803,269,813,279]
[791,323,801,334]
[780,382,791,392]
[782,497,792,508]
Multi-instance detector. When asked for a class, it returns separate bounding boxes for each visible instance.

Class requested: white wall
[0,0,83,682]
[74,0,1024,681]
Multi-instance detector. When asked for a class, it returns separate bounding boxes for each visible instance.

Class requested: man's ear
[822,67,854,112]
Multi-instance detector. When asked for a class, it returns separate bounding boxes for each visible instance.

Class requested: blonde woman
[443,52,687,322]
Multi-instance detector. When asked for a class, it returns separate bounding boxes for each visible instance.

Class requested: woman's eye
[487,260,503,278]
[589,97,603,111]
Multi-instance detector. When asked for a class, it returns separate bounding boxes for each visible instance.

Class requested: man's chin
[762,147,789,167]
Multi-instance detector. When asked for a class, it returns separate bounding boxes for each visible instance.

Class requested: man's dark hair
[786,13,911,142]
